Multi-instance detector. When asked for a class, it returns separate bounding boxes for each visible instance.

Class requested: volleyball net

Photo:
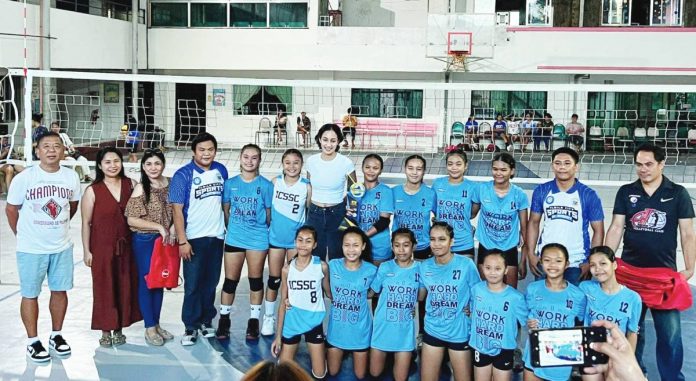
[1,68,696,187]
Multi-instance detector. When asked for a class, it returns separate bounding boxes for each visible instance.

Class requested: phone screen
[536,328,584,367]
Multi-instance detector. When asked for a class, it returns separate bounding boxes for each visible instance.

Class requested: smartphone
[529,326,608,368]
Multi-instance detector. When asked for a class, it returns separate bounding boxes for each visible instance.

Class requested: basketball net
[449,53,467,71]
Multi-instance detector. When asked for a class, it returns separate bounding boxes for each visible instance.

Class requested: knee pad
[267,276,281,291]
[249,277,264,292]
[222,278,239,294]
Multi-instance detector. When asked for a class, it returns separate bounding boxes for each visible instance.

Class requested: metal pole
[131,0,139,125]
[40,0,51,115]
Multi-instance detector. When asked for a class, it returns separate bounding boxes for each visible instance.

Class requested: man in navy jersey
[606,143,695,381]
[526,147,604,285]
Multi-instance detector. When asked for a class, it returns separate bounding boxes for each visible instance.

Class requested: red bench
[402,122,438,149]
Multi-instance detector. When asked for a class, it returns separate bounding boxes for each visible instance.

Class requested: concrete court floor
[1,180,695,381]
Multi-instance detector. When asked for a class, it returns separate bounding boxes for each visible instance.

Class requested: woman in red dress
[81,147,141,347]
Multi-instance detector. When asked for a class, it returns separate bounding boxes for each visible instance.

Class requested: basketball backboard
[426,14,495,60]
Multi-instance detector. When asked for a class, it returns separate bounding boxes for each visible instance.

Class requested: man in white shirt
[5,132,81,362]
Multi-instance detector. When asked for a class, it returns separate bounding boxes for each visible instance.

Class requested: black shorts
[473,349,514,370]
[454,247,475,258]
[326,341,368,353]
[422,332,470,351]
[414,247,432,260]
[224,244,247,253]
[567,135,584,146]
[477,244,519,267]
[282,324,325,345]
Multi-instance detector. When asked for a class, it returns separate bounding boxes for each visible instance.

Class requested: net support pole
[24,73,33,167]
[40,0,51,115]
[131,0,139,126]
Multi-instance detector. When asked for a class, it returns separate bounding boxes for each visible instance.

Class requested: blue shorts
[17,246,74,298]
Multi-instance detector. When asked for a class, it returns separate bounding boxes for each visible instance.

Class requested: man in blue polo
[526,147,605,285]
[169,132,228,346]
[605,143,695,381]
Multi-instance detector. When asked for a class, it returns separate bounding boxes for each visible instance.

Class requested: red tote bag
[145,237,181,289]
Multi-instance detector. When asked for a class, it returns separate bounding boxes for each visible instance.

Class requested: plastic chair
[551,124,567,149]
[255,117,272,146]
[449,121,465,145]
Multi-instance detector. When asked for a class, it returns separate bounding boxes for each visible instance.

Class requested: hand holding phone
[530,326,608,368]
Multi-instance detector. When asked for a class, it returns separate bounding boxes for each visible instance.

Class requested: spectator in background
[1,136,24,195]
[275,110,288,145]
[565,113,585,152]
[534,112,553,152]
[296,111,311,147]
[464,114,480,147]
[50,122,92,183]
[492,114,512,150]
[31,113,49,160]
[519,113,536,152]
[341,107,358,149]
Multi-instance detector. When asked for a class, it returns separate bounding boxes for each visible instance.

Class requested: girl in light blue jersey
[580,246,641,373]
[263,149,312,337]
[271,226,330,380]
[369,228,423,381]
[327,227,378,380]
[218,144,274,341]
[419,222,481,381]
[524,243,587,381]
[473,153,529,288]
[357,154,394,265]
[433,148,479,258]
[470,251,528,381]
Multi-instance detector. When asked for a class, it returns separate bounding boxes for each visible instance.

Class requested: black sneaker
[27,341,50,362]
[49,335,71,356]
[181,329,198,346]
[245,318,259,340]
[216,315,231,340]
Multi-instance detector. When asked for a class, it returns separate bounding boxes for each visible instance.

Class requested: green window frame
[151,3,188,27]
[269,3,308,28]
[191,3,227,27]
[471,90,547,119]
[230,3,267,27]
[350,89,423,119]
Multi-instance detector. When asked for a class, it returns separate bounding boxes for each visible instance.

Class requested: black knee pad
[267,276,281,291]
[222,278,239,294]
[249,277,264,292]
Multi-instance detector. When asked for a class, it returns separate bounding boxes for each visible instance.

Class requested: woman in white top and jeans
[305,124,357,260]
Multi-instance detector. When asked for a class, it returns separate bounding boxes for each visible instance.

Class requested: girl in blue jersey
[369,228,423,381]
[262,149,312,337]
[473,153,529,288]
[433,148,479,258]
[357,154,394,265]
[327,226,378,380]
[470,251,528,381]
[580,246,641,378]
[524,243,587,381]
[217,144,274,340]
[419,222,481,381]
[271,226,330,380]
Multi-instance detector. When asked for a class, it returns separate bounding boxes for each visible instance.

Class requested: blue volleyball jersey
[392,185,436,251]
[523,280,587,381]
[269,175,309,248]
[370,260,420,352]
[493,120,507,131]
[579,280,642,334]
[474,181,529,251]
[327,259,378,350]
[358,183,394,261]
[419,255,480,342]
[282,256,326,338]
[223,175,273,250]
[432,177,477,251]
[469,282,528,356]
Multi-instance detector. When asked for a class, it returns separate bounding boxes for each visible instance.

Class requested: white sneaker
[260,315,275,336]
[181,329,198,346]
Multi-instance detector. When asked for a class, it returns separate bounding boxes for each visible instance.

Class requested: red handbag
[145,237,181,289]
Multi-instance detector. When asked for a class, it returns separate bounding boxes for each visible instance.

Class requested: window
[471,91,547,119]
[651,0,682,25]
[191,3,227,27]
[151,3,188,27]
[526,0,551,25]
[233,85,293,115]
[602,0,630,25]
[230,3,267,27]
[269,3,308,27]
[351,89,423,119]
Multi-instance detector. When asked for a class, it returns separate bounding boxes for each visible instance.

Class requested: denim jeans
[307,202,346,261]
[533,136,550,151]
[534,263,582,286]
[182,236,223,331]
[132,233,165,328]
[636,305,684,381]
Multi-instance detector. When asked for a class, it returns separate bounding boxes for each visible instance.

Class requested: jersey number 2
[292,204,300,214]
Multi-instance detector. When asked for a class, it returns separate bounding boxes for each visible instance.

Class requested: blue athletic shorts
[17,246,74,298]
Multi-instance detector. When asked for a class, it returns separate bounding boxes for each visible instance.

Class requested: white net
[1,69,696,186]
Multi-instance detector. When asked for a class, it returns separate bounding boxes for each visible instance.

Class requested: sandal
[156,326,174,341]
[145,330,164,346]
[112,331,127,346]
[99,335,112,348]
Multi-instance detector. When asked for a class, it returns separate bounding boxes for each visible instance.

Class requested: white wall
[0,1,147,70]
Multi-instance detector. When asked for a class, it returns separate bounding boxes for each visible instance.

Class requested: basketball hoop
[446,32,473,72]
[448,52,468,71]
